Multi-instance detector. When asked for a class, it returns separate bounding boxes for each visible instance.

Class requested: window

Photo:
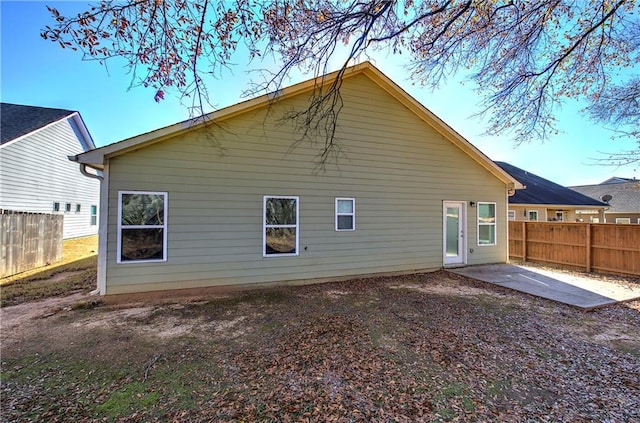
[335,198,355,231]
[555,211,564,221]
[117,191,167,263]
[478,202,496,246]
[528,210,538,221]
[75,204,81,213]
[263,196,298,257]
[90,205,97,226]
[507,210,516,221]
[52,202,60,212]
[591,217,600,223]
[65,202,72,213]
[616,218,631,224]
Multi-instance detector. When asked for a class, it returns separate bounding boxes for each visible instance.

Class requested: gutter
[68,155,103,181]
[69,155,103,295]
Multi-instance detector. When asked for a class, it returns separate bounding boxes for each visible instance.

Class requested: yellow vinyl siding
[103,74,507,294]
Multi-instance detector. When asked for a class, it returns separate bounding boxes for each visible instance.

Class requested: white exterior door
[443,201,466,266]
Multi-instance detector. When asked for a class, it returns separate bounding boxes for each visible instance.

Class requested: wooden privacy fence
[509,221,640,277]
[0,209,63,278]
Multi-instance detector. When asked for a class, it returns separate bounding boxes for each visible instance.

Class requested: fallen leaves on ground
[1,271,639,422]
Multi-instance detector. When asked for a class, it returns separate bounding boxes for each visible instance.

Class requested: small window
[263,196,298,257]
[65,203,72,213]
[478,202,496,246]
[75,204,82,213]
[616,218,631,224]
[335,198,355,231]
[507,210,516,221]
[591,217,600,223]
[117,191,167,263]
[528,210,538,221]
[555,211,564,221]
[90,205,97,226]
[52,202,60,212]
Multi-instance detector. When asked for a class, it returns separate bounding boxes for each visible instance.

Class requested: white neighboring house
[0,103,100,239]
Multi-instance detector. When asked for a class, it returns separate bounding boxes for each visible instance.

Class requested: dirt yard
[2,271,639,422]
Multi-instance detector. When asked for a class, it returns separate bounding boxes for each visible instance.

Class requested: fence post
[585,223,591,273]
[522,221,527,261]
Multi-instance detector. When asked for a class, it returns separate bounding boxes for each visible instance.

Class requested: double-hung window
[118,191,167,263]
[335,198,355,231]
[263,196,298,257]
[528,210,538,221]
[90,205,98,226]
[478,202,496,246]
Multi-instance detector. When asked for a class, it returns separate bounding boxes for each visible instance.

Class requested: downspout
[69,156,103,295]
[80,163,104,181]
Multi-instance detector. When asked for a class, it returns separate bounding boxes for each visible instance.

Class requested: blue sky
[1,1,637,186]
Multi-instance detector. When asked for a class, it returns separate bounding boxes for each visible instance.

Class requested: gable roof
[73,62,522,189]
[1,103,76,145]
[495,162,607,207]
[600,176,635,185]
[569,180,640,213]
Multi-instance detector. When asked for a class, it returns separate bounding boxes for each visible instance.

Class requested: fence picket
[509,221,640,277]
[0,209,63,278]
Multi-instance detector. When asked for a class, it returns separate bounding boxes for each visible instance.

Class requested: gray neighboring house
[570,178,640,224]
[0,103,100,239]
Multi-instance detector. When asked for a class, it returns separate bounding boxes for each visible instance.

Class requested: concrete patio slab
[447,264,640,310]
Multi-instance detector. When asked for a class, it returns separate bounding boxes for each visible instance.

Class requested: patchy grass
[1,235,97,286]
[2,272,639,422]
[0,256,97,307]
[1,236,97,307]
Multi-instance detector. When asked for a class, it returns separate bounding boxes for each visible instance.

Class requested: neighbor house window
[591,217,600,223]
[65,202,72,213]
[528,210,538,221]
[53,202,60,212]
[616,218,631,224]
[75,204,81,213]
[90,205,97,226]
[117,191,167,263]
[555,211,564,221]
[478,202,496,246]
[507,210,516,221]
[263,196,298,257]
[335,198,355,231]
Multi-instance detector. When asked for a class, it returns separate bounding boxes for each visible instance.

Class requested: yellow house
[72,62,522,297]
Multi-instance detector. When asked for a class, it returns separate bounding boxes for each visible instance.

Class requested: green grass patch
[95,381,161,418]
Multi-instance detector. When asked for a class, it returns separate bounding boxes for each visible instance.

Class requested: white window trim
[477,202,497,246]
[263,195,299,258]
[335,198,355,231]
[616,218,631,224]
[117,191,168,264]
[507,210,516,221]
[528,210,539,221]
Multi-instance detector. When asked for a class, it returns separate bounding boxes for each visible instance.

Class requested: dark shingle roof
[1,103,75,145]
[569,180,640,213]
[495,162,607,207]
